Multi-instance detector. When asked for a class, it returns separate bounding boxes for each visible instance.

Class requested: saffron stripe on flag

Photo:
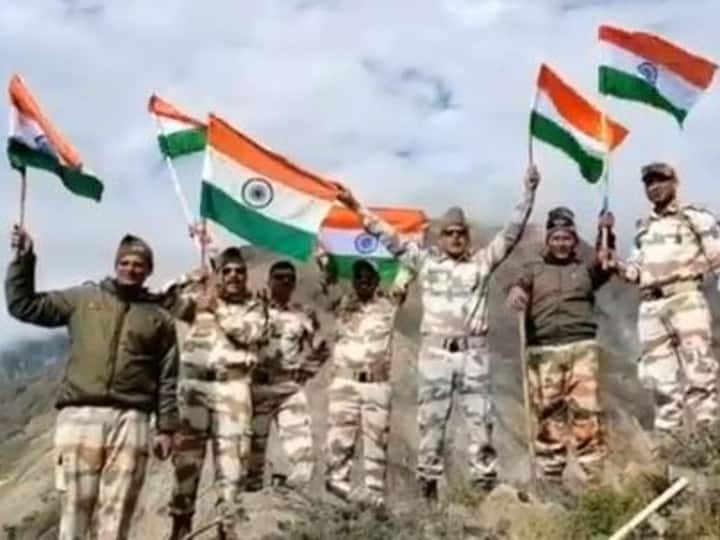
[599,25,717,89]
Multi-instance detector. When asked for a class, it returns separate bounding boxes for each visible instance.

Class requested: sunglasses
[221,266,246,276]
[271,273,296,283]
[441,228,467,237]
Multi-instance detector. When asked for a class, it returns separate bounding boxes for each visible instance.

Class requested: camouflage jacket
[257,299,328,381]
[319,271,410,372]
[619,202,720,289]
[5,252,179,432]
[182,296,269,370]
[360,186,535,336]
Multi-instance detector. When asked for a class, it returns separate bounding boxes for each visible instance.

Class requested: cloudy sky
[0,0,718,345]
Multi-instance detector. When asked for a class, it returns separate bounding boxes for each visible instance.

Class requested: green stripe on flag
[200,181,317,261]
[530,112,604,184]
[599,66,687,125]
[158,127,206,158]
[327,254,399,282]
[7,138,104,202]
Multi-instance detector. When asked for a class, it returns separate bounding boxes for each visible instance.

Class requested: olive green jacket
[5,252,179,432]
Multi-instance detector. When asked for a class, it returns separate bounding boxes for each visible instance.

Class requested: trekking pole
[517,311,537,490]
[658,314,694,435]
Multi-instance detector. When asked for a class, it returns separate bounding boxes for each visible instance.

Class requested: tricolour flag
[530,64,629,183]
[321,206,426,282]
[8,75,103,201]
[148,94,207,158]
[599,25,718,125]
[200,114,339,261]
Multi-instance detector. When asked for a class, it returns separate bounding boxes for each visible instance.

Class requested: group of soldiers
[5,160,720,539]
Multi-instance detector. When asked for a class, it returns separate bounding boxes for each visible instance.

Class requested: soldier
[5,226,178,540]
[337,165,540,500]
[245,260,328,493]
[609,162,720,446]
[165,247,269,540]
[507,207,614,486]
[317,254,412,507]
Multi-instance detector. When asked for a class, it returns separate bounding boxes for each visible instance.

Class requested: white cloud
[1,0,719,345]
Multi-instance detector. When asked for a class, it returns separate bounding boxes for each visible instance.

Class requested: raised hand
[10,224,33,256]
[525,164,541,191]
[336,186,360,211]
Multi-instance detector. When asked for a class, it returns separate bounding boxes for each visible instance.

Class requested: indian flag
[200,114,339,261]
[599,25,718,126]
[7,74,103,202]
[321,206,426,282]
[148,94,206,158]
[530,64,629,184]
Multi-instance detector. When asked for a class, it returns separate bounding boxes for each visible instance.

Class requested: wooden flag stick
[518,311,537,490]
[609,477,688,540]
[18,168,28,229]
[528,88,539,165]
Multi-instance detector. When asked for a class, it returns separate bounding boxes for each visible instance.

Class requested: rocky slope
[3,222,715,539]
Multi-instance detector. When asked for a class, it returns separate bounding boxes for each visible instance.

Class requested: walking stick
[517,311,537,491]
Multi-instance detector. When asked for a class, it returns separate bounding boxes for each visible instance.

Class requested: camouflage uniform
[169,296,268,531]
[361,186,535,484]
[320,269,410,503]
[619,199,720,434]
[246,300,326,491]
[516,208,610,481]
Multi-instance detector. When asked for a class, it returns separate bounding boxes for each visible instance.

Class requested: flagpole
[599,99,611,270]
[18,168,27,229]
[153,115,195,225]
[528,87,539,165]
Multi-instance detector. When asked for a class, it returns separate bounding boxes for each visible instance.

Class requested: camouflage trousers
[54,406,149,540]
[527,339,607,480]
[247,382,314,490]
[326,376,391,498]
[638,290,719,434]
[169,376,252,525]
[416,336,496,482]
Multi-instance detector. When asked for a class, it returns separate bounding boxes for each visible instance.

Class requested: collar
[433,246,472,262]
[541,249,580,265]
[102,277,150,302]
[650,200,680,220]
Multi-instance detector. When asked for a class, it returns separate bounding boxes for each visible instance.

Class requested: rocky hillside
[3,222,719,539]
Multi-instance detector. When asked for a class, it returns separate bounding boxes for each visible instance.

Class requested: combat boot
[419,477,438,503]
[168,513,192,540]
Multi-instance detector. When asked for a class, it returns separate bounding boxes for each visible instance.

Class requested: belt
[334,365,389,383]
[182,363,250,382]
[640,279,701,302]
[424,335,485,352]
[252,368,299,385]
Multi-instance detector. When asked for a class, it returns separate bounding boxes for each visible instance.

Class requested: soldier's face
[547,230,576,260]
[353,266,379,300]
[269,270,296,303]
[218,263,247,299]
[440,226,469,258]
[115,254,150,287]
[644,175,677,207]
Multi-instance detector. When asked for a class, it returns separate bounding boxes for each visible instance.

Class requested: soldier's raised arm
[388,263,416,306]
[336,188,427,273]
[5,225,81,327]
[474,165,539,271]
[313,243,345,313]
